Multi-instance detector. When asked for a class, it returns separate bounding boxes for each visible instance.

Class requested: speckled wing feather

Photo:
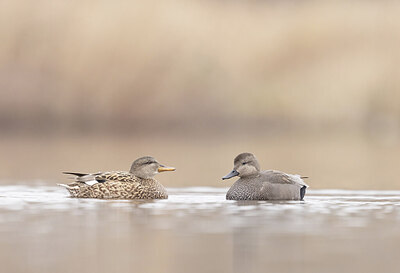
[93,171,139,183]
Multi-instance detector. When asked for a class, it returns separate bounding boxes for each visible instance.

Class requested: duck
[59,156,175,199]
[222,152,308,200]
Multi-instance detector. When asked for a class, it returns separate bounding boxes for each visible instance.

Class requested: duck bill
[158,165,176,172]
[222,170,239,180]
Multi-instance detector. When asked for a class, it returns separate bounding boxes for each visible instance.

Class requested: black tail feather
[62,172,88,177]
[300,186,307,200]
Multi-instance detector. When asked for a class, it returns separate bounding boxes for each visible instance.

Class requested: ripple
[0,185,399,234]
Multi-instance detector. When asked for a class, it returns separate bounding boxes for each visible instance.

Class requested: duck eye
[242,162,246,165]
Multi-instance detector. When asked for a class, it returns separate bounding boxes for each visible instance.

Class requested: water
[1,186,400,273]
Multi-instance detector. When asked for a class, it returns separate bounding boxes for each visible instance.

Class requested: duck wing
[261,170,308,187]
[60,171,149,198]
[256,170,308,200]
[63,171,134,186]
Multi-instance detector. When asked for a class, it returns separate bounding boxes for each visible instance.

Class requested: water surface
[0,186,399,273]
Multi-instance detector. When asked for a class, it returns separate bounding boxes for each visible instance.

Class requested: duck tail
[300,185,307,200]
[58,184,80,198]
[62,172,88,177]
[300,176,309,179]
[58,183,78,189]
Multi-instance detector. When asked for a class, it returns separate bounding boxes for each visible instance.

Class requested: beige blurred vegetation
[1,0,400,134]
[0,0,400,188]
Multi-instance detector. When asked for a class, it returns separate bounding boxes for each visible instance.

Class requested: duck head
[222,152,260,180]
[130,156,175,179]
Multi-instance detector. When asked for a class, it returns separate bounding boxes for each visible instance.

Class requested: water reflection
[0,186,400,273]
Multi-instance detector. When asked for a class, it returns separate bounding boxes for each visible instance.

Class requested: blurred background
[1,0,400,189]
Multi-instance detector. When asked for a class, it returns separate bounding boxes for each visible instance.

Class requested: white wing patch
[84,179,99,186]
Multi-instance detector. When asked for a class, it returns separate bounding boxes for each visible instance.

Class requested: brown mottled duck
[59,156,175,199]
[222,153,308,201]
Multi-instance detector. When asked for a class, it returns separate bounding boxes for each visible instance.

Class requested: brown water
[1,185,400,273]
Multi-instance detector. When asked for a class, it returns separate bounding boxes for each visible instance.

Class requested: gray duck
[222,153,308,200]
